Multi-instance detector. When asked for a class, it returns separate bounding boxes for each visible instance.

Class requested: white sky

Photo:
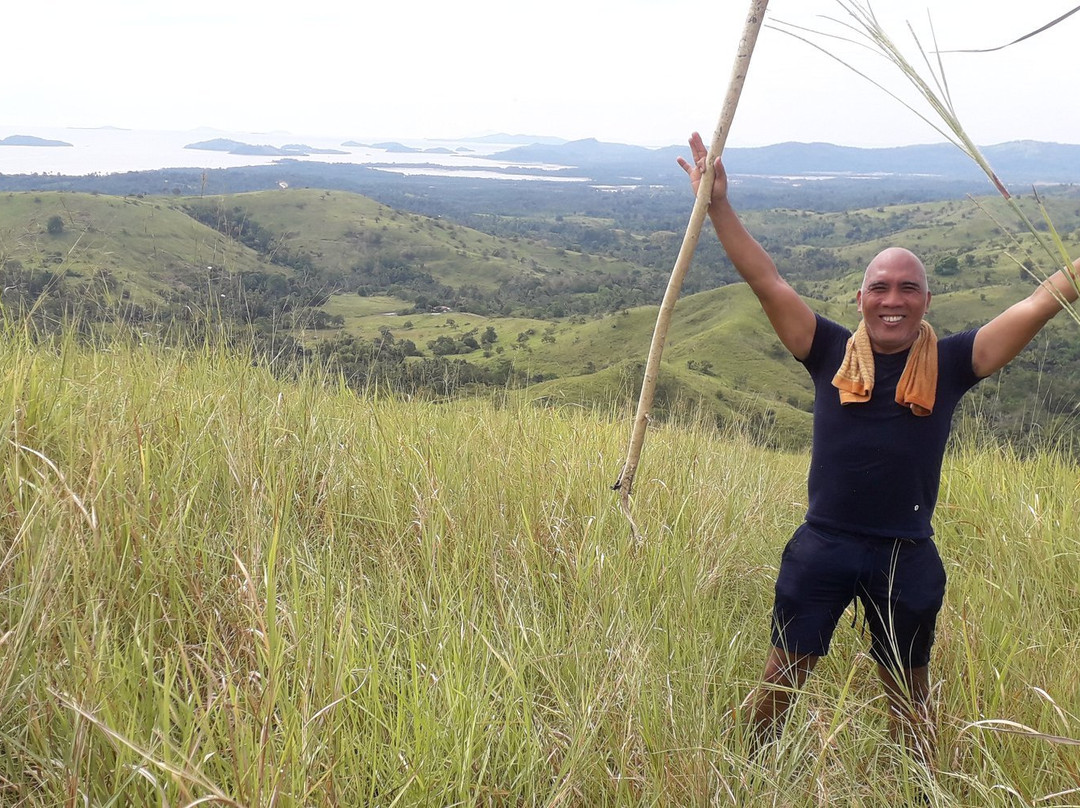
[4,0,1078,149]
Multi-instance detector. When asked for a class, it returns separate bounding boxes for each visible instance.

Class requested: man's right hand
[675,130,817,360]
[676,131,728,204]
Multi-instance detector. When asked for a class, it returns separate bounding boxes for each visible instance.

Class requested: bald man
[679,132,1080,761]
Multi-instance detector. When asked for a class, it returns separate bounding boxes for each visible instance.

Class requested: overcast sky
[4,0,1078,149]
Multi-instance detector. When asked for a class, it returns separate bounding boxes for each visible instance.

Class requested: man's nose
[882,287,903,306]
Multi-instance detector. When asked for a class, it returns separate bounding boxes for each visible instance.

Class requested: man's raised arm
[679,132,816,360]
[972,258,1080,378]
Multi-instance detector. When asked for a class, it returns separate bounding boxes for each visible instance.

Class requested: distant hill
[281,143,348,155]
[724,140,1080,185]
[495,138,1080,186]
[186,138,261,152]
[0,135,72,147]
[186,138,347,156]
[497,138,667,165]
[5,133,1078,212]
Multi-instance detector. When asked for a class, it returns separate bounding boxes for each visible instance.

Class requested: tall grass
[0,329,1078,806]
[771,1,1080,323]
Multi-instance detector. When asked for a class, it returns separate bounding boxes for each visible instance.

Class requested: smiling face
[856,247,932,354]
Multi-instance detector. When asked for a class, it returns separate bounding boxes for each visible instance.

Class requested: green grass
[189,188,647,293]
[0,192,273,308]
[1,328,1078,805]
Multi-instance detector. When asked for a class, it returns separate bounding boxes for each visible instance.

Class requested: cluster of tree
[179,198,678,318]
[0,259,543,403]
[156,266,340,332]
[0,260,151,330]
[311,331,545,398]
[183,202,316,273]
[426,325,497,356]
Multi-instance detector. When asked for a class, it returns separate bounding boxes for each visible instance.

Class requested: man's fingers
[687,132,707,159]
[678,133,720,183]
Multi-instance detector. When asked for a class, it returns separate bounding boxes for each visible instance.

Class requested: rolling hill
[1,185,1078,451]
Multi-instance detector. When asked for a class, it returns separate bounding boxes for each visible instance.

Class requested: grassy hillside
[2,187,1078,450]
[185,189,647,293]
[2,333,1078,805]
[0,191,273,309]
[317,191,1080,449]
[0,188,667,319]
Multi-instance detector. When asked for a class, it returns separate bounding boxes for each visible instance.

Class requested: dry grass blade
[4,327,1080,803]
[770,1,1079,322]
[961,718,1080,747]
[10,440,98,532]
[1036,787,1080,804]
[56,693,244,806]
[939,4,1080,53]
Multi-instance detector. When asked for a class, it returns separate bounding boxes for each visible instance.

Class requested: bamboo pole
[613,0,770,539]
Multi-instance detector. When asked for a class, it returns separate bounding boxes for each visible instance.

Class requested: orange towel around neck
[831,320,938,416]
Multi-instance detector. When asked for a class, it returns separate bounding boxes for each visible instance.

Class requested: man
[677,131,1080,760]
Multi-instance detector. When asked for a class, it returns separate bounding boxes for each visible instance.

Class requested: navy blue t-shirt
[800,315,983,540]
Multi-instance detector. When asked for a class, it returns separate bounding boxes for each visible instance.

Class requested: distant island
[356,143,459,155]
[185,138,348,156]
[0,135,73,147]
[339,142,475,154]
[371,142,421,153]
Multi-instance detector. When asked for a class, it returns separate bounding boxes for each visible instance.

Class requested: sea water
[0,126,580,181]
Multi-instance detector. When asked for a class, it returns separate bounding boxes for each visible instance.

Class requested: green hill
[312,190,1080,449]
[1,186,1078,450]
[180,188,658,314]
[0,192,273,310]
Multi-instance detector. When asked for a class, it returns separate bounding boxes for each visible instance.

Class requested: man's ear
[856,289,863,313]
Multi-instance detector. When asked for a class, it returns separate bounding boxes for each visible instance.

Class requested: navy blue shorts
[770,523,946,669]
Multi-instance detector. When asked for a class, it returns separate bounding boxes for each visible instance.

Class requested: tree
[428,335,459,356]
[934,255,959,276]
[46,215,64,235]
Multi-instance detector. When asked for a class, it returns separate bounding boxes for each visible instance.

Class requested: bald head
[861,248,928,294]
[856,247,932,354]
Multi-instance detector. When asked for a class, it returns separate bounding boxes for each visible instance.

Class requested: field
[1,330,1078,806]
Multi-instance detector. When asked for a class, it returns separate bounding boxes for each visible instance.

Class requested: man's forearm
[708,198,782,293]
[1032,257,1080,314]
